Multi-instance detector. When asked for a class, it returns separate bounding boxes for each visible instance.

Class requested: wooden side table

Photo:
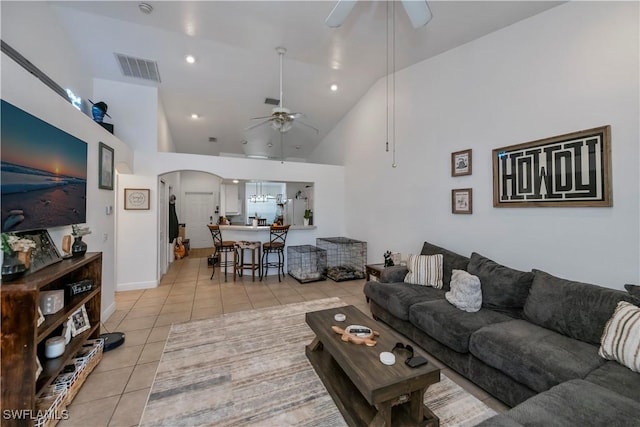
[365,263,386,281]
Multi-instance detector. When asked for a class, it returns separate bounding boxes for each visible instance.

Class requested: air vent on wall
[264,97,280,106]
[115,53,161,82]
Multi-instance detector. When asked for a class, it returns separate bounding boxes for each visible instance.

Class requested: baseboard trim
[102,301,117,322]
[116,280,158,292]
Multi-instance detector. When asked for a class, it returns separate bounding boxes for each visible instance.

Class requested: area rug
[140,298,497,427]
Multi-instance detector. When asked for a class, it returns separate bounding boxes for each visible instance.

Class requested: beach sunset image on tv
[1,99,87,232]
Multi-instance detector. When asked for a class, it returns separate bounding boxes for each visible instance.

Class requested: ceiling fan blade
[250,115,274,120]
[325,0,357,28]
[244,118,272,131]
[401,0,432,28]
[296,120,319,134]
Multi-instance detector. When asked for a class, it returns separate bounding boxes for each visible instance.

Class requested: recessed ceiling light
[185,55,196,64]
[330,84,338,92]
[232,179,239,184]
[267,142,273,148]
[191,113,199,119]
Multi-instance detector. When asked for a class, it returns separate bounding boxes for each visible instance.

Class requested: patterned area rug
[140,298,496,427]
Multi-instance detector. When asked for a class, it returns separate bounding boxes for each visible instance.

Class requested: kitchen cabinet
[224,184,241,214]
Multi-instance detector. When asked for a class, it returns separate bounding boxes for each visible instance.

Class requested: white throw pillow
[404,254,443,289]
[446,269,482,313]
[599,301,640,372]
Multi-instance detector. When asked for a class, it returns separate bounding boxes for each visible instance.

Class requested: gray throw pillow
[467,252,534,312]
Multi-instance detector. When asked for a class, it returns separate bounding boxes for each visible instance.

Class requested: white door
[184,192,215,248]
[158,180,167,277]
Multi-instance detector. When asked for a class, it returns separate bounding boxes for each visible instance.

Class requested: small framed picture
[124,188,150,210]
[37,307,45,327]
[452,188,473,214]
[451,149,472,177]
[98,142,114,190]
[69,305,90,337]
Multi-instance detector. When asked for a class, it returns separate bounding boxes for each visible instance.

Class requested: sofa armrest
[380,265,409,283]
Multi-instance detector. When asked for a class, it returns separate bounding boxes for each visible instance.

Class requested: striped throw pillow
[404,254,443,289]
[599,301,640,372]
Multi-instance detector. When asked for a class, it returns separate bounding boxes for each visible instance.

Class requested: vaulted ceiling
[49,1,563,162]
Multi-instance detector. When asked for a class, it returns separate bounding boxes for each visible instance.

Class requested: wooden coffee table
[305,305,440,427]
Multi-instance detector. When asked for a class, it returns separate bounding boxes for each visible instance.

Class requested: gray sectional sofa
[363,241,640,426]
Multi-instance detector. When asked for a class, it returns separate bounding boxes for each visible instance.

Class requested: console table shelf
[1,252,102,427]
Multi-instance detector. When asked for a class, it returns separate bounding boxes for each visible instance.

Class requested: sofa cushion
[404,254,443,288]
[469,319,604,392]
[624,284,640,304]
[586,361,640,403]
[477,379,640,427]
[419,241,470,291]
[467,252,533,314]
[599,301,640,372]
[379,265,409,283]
[363,281,445,321]
[409,299,513,353]
[523,269,633,345]
[445,269,482,313]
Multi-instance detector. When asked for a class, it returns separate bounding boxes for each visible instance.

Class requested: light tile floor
[59,255,509,427]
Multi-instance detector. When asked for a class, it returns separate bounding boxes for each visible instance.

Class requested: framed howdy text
[493,126,612,208]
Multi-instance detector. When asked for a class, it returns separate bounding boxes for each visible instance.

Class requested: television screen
[1,99,87,232]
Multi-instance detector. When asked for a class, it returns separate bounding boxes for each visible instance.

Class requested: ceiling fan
[325,0,432,28]
[245,47,318,134]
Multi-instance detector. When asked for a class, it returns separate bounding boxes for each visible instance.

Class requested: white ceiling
[49,1,563,162]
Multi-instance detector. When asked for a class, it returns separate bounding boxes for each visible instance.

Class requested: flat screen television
[1,99,87,232]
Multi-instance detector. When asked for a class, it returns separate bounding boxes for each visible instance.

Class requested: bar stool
[261,225,290,282]
[207,224,236,281]
[234,241,261,282]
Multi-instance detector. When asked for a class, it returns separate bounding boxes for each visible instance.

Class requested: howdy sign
[493,126,612,207]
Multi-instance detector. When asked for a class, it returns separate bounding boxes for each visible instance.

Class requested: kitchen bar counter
[215,225,317,277]
[219,225,316,231]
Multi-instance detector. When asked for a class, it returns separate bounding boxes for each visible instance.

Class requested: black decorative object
[384,251,395,267]
[66,279,94,298]
[1,251,26,281]
[71,236,87,258]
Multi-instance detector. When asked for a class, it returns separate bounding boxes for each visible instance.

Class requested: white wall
[313,1,639,289]
[157,97,176,152]
[93,78,159,153]
[1,53,135,319]
[113,152,346,288]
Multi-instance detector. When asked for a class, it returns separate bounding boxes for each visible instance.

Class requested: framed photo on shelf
[451,149,472,177]
[15,229,62,274]
[452,188,473,214]
[98,142,114,190]
[69,305,90,337]
[492,125,611,207]
[124,188,150,210]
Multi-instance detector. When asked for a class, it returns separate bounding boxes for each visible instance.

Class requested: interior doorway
[184,192,215,248]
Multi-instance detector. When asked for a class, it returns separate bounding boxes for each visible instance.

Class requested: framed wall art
[451,149,472,177]
[15,229,62,273]
[98,142,114,190]
[124,188,150,210]
[452,188,473,214]
[493,126,611,208]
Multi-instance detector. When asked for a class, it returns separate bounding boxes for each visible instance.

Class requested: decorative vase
[303,218,310,226]
[17,248,33,270]
[1,251,27,282]
[71,236,87,258]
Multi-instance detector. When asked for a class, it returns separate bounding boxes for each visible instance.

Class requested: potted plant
[1,232,34,280]
[303,209,311,226]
